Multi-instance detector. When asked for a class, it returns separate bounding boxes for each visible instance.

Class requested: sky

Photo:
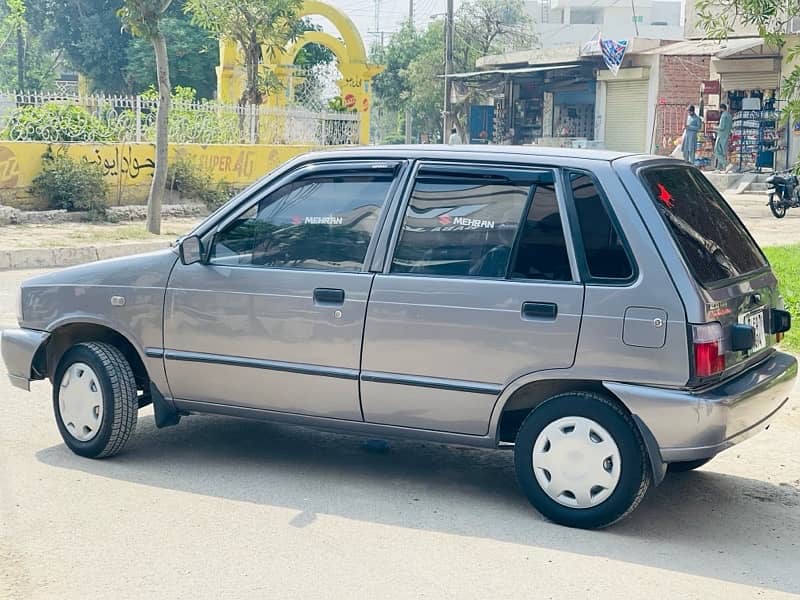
[321,0,461,49]
[318,0,683,52]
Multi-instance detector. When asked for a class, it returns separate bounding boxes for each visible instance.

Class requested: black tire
[667,458,712,473]
[513,392,651,529]
[53,342,138,458]
[769,194,787,219]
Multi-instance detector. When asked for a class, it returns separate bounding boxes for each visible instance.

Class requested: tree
[185,0,303,108]
[119,0,173,234]
[371,0,535,142]
[126,9,219,98]
[0,0,25,54]
[372,22,442,140]
[696,0,800,152]
[0,0,65,90]
[46,0,134,93]
[455,0,535,59]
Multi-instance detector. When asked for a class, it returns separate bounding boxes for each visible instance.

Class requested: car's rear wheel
[513,392,650,529]
[667,458,712,473]
[769,193,787,218]
[53,342,138,458]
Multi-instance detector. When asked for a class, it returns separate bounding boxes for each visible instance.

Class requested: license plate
[741,309,767,353]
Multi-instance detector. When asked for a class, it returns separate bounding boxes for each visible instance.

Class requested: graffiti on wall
[193,150,256,178]
[0,141,315,206]
[0,146,21,189]
[83,146,155,180]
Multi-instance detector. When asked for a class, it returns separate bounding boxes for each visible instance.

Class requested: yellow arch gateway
[217,0,383,146]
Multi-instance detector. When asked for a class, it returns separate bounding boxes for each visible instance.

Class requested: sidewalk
[0,218,198,270]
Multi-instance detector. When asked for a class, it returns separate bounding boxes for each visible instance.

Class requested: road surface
[1,266,799,599]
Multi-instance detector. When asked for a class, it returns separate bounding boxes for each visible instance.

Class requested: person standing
[714,103,733,171]
[448,127,462,145]
[681,105,703,165]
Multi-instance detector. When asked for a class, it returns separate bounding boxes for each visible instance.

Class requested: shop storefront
[487,63,598,146]
[540,80,597,148]
[714,56,783,171]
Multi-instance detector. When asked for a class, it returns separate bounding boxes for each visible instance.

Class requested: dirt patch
[0,218,199,250]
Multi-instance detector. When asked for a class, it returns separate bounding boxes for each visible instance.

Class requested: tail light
[692,323,726,378]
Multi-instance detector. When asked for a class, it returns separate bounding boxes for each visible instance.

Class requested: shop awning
[445,64,579,80]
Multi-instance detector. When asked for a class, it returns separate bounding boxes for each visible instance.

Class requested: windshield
[640,165,768,286]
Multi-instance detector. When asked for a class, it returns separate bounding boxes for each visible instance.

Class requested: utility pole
[404,0,414,143]
[442,0,454,143]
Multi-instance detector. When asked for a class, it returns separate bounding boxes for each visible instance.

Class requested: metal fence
[0,91,361,146]
[654,103,688,156]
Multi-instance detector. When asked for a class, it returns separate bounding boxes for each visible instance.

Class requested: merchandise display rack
[731,108,784,172]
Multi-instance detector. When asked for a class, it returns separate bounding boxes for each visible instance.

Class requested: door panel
[164,266,372,418]
[361,277,584,434]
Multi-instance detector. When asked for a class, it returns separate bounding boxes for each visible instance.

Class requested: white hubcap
[59,362,104,442]
[532,416,621,509]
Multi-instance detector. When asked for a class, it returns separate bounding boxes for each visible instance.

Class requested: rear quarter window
[640,165,767,286]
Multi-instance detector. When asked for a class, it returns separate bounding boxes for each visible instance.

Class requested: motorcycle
[765,171,800,218]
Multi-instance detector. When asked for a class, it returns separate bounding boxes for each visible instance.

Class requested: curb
[0,241,173,271]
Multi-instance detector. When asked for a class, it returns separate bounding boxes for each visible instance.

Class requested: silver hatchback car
[3,146,796,529]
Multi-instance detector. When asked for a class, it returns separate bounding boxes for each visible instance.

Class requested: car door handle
[314,288,345,306]
[521,302,558,321]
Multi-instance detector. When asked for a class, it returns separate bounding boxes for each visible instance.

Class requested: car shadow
[36,412,800,594]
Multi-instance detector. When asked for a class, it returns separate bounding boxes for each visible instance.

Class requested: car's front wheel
[53,342,138,458]
[514,392,651,529]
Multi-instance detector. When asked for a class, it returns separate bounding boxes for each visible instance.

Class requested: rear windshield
[641,166,767,286]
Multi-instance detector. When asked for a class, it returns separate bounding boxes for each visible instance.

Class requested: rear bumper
[1,328,50,391]
[605,351,798,463]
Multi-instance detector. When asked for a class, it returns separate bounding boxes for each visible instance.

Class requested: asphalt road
[1,268,799,599]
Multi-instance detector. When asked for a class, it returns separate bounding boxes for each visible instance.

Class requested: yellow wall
[0,141,314,209]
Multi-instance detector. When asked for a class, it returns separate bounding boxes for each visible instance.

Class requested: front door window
[211,172,395,271]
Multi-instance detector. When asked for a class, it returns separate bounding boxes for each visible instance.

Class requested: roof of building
[476,46,582,70]
[476,38,665,70]
[446,64,579,80]
[640,36,776,57]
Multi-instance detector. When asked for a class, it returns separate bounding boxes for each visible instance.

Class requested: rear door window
[640,166,767,286]
[390,168,570,280]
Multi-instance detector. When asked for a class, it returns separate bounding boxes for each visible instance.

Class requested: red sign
[701,80,721,94]
[344,93,356,109]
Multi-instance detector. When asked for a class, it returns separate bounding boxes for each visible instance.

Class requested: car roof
[303,144,640,163]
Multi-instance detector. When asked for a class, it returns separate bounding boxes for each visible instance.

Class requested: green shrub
[30,148,108,220]
[382,133,406,145]
[3,104,119,142]
[168,155,235,211]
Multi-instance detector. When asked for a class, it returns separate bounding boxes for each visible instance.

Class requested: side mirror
[179,235,204,266]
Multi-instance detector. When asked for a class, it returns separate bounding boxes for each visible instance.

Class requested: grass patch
[764,244,800,352]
